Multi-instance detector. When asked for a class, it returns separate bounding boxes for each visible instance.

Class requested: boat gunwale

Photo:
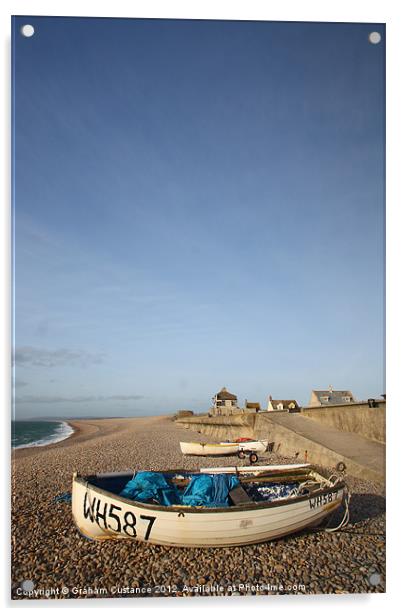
[73,472,346,515]
[222,439,269,444]
[181,442,237,446]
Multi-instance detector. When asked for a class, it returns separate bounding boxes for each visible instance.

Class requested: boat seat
[229,484,254,505]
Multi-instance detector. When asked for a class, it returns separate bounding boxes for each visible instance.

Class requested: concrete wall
[176,414,256,440]
[176,413,332,459]
[251,414,381,481]
[175,412,384,484]
[209,407,261,417]
[300,402,385,444]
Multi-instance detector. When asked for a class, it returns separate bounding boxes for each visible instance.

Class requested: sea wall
[300,402,385,444]
[256,414,384,483]
[175,414,256,440]
[175,411,384,484]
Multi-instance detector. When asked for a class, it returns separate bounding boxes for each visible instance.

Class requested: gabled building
[211,387,239,415]
[244,400,261,412]
[267,396,299,412]
[308,386,356,407]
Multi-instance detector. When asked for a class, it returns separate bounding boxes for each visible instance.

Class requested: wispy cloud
[15,394,144,404]
[13,347,105,368]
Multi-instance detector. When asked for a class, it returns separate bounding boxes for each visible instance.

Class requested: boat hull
[180,441,239,456]
[72,474,346,547]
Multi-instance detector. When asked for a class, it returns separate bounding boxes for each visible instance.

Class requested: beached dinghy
[72,464,349,547]
[225,439,269,453]
[240,439,268,453]
[180,441,239,456]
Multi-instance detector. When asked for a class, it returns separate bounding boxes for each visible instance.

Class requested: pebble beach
[11,415,385,599]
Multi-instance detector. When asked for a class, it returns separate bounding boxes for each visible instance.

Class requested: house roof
[269,399,299,409]
[216,387,237,401]
[312,390,355,405]
[245,402,260,409]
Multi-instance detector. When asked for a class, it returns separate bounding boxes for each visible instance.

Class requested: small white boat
[225,439,269,453]
[71,464,349,547]
[180,441,239,456]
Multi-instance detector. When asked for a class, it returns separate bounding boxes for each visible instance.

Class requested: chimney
[269,395,273,401]
[328,385,333,393]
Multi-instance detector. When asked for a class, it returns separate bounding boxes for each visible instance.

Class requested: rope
[296,480,325,496]
[328,473,341,484]
[323,486,351,533]
[307,471,350,534]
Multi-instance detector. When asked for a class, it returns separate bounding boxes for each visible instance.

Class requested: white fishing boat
[179,441,239,456]
[71,464,349,547]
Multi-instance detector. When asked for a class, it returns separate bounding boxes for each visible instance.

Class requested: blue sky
[12,17,385,418]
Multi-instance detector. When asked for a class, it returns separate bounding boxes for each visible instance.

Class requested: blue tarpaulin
[119,472,239,508]
[119,471,181,506]
[182,473,239,508]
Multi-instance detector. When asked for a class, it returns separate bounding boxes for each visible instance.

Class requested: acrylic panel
[11,16,385,600]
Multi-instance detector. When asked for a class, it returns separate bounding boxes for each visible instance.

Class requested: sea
[12,420,74,450]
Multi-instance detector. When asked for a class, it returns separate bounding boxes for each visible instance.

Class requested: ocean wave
[13,421,75,450]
